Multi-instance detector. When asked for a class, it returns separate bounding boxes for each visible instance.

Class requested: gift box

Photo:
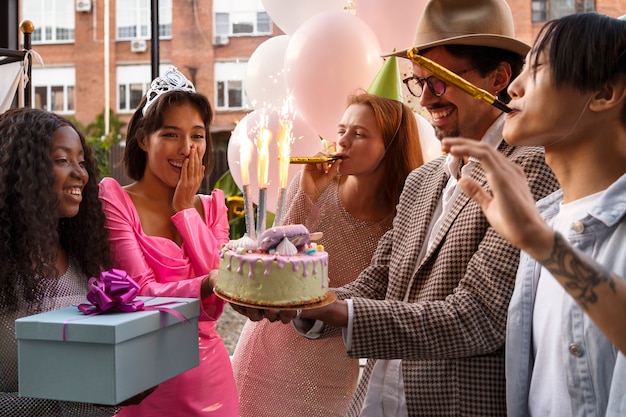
[15,296,200,405]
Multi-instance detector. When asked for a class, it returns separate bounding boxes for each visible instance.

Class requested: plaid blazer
[331,141,559,416]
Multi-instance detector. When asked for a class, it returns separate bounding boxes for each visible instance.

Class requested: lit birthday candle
[255,112,272,235]
[274,97,294,226]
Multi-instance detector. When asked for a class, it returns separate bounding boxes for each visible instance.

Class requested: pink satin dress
[99,177,237,417]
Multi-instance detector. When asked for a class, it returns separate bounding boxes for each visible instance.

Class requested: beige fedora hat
[385,0,530,58]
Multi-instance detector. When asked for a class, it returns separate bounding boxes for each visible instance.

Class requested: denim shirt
[506,173,626,417]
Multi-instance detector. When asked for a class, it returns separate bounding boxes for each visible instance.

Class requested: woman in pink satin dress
[99,66,237,417]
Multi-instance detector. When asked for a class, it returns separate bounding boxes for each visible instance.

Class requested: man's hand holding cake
[214,224,332,314]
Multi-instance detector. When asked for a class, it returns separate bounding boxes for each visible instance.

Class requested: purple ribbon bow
[78,269,145,314]
[67,269,190,342]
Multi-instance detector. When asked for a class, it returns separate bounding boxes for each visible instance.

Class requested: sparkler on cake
[236,107,282,239]
[233,97,333,241]
[217,100,332,308]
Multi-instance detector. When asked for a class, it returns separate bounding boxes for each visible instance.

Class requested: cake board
[214,288,337,311]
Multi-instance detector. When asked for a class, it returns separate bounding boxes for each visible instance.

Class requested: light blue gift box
[15,296,200,405]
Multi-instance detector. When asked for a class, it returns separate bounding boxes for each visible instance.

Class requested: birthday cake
[215,224,329,307]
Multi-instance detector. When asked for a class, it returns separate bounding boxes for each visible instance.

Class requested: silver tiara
[142,65,196,115]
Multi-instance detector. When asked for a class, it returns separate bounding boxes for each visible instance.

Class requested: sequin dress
[232,173,393,417]
[0,259,117,417]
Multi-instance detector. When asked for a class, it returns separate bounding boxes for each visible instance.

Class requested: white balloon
[227,109,325,212]
[261,0,346,35]
[415,113,441,162]
[244,35,291,110]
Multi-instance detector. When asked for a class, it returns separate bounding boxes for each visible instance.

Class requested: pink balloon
[227,109,324,212]
[356,0,427,53]
[244,35,291,110]
[285,11,382,141]
[261,0,346,35]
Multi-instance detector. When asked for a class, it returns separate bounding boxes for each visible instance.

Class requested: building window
[532,0,595,22]
[217,80,243,108]
[213,0,272,36]
[215,13,230,35]
[117,65,150,112]
[215,61,248,110]
[116,0,172,40]
[257,11,271,33]
[31,67,75,113]
[23,0,74,44]
[117,64,174,112]
[118,83,148,112]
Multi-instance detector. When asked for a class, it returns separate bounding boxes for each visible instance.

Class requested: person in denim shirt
[442,12,626,417]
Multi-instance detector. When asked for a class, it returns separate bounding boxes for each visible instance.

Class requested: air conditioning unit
[213,35,230,46]
[130,39,147,53]
[75,0,92,12]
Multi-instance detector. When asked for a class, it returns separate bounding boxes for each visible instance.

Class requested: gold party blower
[289,155,342,164]
[407,48,513,113]
[290,138,341,164]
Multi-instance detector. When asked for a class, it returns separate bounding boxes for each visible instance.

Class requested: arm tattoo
[541,233,616,309]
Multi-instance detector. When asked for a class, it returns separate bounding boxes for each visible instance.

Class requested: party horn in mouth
[289,155,342,164]
[407,48,513,113]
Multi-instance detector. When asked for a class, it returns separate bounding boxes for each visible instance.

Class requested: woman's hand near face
[299,152,340,203]
[172,145,205,212]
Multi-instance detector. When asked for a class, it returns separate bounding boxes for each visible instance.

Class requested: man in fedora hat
[246,1,557,415]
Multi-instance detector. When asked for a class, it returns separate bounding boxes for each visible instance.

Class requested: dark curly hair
[0,108,111,311]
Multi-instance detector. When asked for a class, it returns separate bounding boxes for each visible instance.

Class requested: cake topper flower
[142,65,196,115]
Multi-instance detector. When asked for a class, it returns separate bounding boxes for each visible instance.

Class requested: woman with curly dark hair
[0,107,115,416]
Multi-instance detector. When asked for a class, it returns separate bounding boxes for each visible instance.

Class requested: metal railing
[0,19,34,108]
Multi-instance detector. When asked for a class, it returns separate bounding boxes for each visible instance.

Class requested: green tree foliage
[66,109,124,178]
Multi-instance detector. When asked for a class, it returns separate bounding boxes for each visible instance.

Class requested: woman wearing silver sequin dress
[0,108,135,416]
[232,89,424,416]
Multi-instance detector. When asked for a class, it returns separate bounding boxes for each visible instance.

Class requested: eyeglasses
[402,68,476,98]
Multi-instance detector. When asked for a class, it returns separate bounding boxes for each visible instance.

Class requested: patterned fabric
[0,259,117,417]
[99,178,237,417]
[232,173,394,417]
[328,141,559,416]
